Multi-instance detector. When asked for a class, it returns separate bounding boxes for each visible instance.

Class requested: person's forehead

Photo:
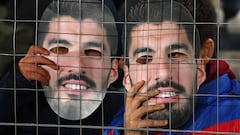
[43,16,111,51]
[129,22,193,53]
[48,16,106,35]
[131,22,186,36]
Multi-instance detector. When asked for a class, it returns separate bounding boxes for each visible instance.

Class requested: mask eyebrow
[48,38,71,47]
[167,43,190,52]
[83,41,105,51]
[133,47,154,57]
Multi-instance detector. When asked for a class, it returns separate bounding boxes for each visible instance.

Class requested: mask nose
[58,51,87,74]
[154,59,173,81]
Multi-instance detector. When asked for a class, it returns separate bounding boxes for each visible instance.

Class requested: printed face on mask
[42,16,116,120]
[126,22,203,128]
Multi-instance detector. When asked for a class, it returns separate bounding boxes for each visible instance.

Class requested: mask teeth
[156,92,176,98]
[65,84,87,90]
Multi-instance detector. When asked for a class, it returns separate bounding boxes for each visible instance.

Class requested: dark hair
[119,0,217,58]
[38,0,119,56]
[174,0,217,57]
[120,0,201,59]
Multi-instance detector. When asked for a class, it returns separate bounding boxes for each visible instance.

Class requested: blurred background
[212,0,240,80]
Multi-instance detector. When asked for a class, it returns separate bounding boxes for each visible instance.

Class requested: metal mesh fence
[0,0,240,134]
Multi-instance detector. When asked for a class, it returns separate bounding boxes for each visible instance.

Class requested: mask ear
[107,59,119,87]
[200,38,215,65]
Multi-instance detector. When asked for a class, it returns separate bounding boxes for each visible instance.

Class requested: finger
[127,80,145,98]
[25,71,50,85]
[126,80,145,109]
[21,64,51,80]
[130,89,160,109]
[20,56,59,70]
[136,119,168,128]
[27,45,50,55]
[19,64,51,85]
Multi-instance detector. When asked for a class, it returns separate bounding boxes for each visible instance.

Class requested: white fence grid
[0,0,240,135]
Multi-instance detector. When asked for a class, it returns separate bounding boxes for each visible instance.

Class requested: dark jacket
[0,64,123,135]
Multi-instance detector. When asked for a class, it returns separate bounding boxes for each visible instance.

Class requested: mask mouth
[63,83,89,90]
[156,91,177,98]
[145,80,185,105]
[147,89,179,105]
[153,91,179,104]
[57,73,96,90]
[146,81,185,103]
[60,79,92,96]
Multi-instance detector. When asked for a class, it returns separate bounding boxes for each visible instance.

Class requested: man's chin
[49,98,103,120]
[144,105,192,129]
[42,85,106,120]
